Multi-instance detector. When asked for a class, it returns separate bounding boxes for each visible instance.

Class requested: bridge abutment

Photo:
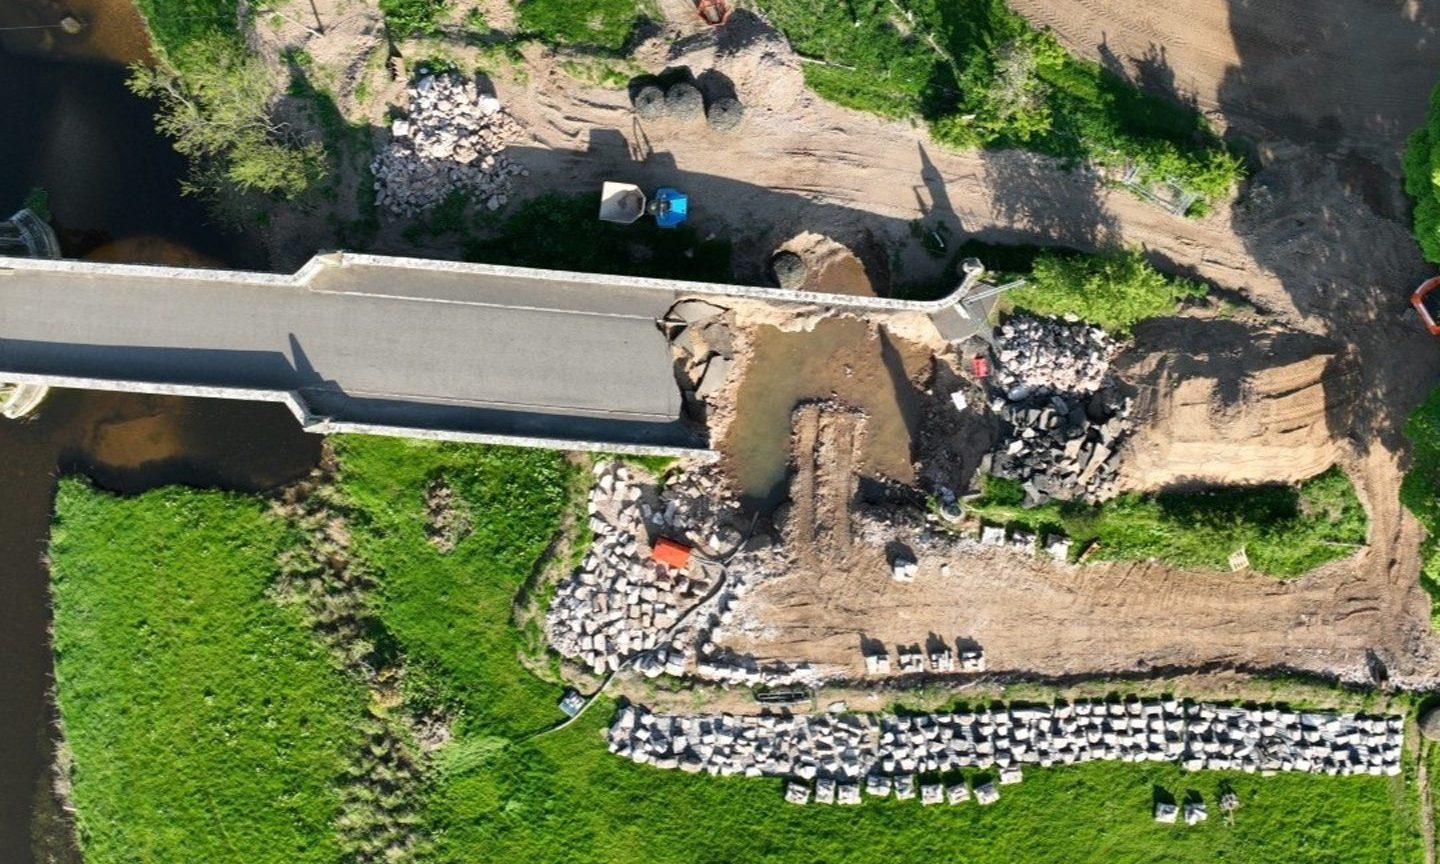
[0,208,60,419]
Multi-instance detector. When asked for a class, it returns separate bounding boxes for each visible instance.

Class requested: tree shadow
[980,149,1122,252]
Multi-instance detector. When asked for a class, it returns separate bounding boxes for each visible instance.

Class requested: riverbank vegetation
[46,440,1418,863]
[755,0,1243,209]
[130,0,323,200]
[969,466,1368,576]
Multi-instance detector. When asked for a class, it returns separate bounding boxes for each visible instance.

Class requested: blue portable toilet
[652,187,688,228]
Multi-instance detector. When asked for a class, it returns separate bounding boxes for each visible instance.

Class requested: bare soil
[1118,318,1351,491]
[251,0,1440,690]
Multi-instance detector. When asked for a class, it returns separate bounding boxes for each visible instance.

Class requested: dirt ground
[252,0,1440,691]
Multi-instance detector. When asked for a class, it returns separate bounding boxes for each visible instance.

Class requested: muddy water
[0,0,262,268]
[722,317,932,509]
[1,391,322,864]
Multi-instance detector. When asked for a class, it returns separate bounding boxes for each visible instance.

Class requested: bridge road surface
[0,258,699,448]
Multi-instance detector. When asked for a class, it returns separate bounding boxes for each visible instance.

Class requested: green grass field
[431,709,1420,864]
[516,0,642,52]
[970,467,1368,576]
[48,480,363,864]
[48,442,1418,863]
[329,436,574,737]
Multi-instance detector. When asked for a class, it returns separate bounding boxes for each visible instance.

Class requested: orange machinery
[1413,276,1440,335]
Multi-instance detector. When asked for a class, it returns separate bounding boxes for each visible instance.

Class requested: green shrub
[128,6,324,201]
[1005,248,1207,335]
[1405,84,1440,262]
[758,0,1244,205]
[23,185,50,221]
[517,0,641,51]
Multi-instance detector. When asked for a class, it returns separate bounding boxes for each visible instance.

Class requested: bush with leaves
[380,0,449,37]
[128,33,324,200]
[1405,85,1440,262]
[1006,248,1207,335]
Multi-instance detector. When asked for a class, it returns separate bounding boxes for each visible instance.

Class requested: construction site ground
[253,0,1440,694]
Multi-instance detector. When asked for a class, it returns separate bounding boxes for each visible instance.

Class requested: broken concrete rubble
[372,72,525,216]
[987,315,1132,503]
[608,700,1404,796]
[547,461,821,688]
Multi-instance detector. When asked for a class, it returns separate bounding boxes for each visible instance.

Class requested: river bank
[0,392,321,864]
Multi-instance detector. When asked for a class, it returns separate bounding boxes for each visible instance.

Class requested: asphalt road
[0,258,695,447]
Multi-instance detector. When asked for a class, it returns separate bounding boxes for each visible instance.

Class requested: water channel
[0,4,288,861]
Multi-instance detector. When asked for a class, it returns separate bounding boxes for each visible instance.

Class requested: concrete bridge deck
[0,252,981,456]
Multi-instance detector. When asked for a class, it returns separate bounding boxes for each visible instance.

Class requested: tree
[128,33,324,200]
[1405,85,1440,263]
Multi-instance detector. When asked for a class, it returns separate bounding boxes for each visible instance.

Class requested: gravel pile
[609,700,1403,795]
[371,73,526,216]
[987,316,1132,502]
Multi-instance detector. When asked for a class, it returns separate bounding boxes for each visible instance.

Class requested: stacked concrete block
[973,524,1074,566]
[974,782,1000,805]
[1184,802,1207,825]
[609,700,1404,799]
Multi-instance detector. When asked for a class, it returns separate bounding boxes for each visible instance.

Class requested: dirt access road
[257,0,1440,686]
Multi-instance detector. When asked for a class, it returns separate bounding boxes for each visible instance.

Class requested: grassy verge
[429,704,1417,863]
[516,0,643,52]
[1005,247,1207,335]
[969,467,1367,577]
[756,0,1243,207]
[50,444,1413,863]
[464,193,733,282]
[331,436,575,737]
[48,480,364,864]
[1402,386,1440,627]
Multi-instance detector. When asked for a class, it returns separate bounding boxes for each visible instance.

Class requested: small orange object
[651,537,693,569]
[1413,276,1440,335]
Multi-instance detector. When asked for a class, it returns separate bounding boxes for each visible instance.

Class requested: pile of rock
[987,316,1132,502]
[545,462,718,676]
[993,316,1119,397]
[371,73,526,216]
[545,461,799,684]
[609,699,1403,790]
